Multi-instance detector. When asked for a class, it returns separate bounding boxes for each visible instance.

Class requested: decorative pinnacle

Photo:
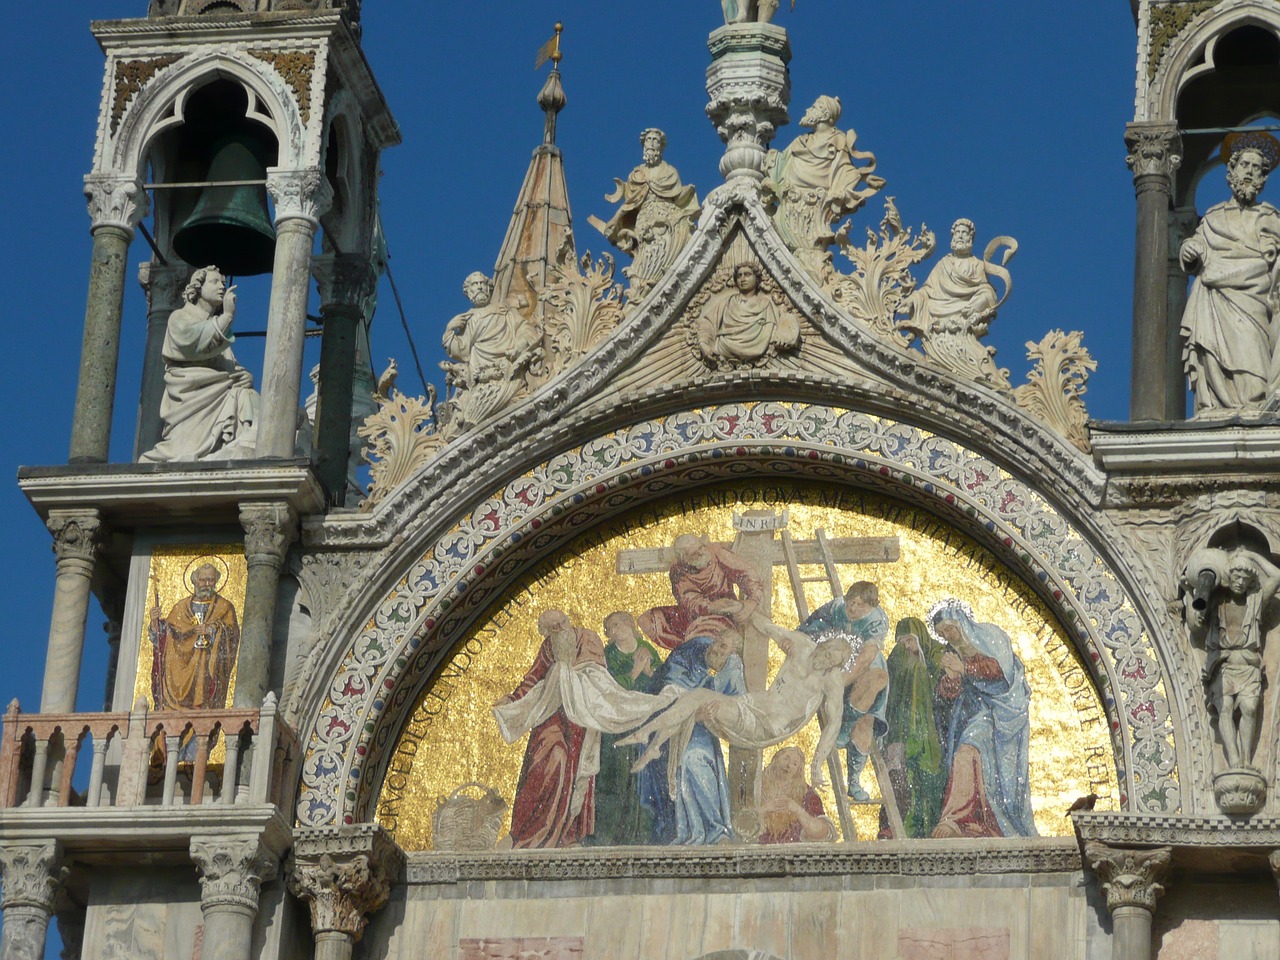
[537,24,567,147]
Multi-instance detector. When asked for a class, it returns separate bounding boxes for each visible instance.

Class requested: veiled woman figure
[927,599,1038,839]
[881,617,949,838]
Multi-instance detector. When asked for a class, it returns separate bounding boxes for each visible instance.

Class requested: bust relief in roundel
[376,482,1116,852]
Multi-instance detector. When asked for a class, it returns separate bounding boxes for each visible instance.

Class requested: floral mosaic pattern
[296,402,1179,827]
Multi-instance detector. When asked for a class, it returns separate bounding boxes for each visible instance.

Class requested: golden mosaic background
[378,482,1117,849]
[132,543,247,710]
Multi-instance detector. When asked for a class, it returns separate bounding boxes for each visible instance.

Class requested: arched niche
[291,402,1186,830]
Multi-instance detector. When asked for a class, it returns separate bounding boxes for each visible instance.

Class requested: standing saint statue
[694,263,800,367]
[439,271,542,438]
[589,129,700,298]
[764,95,886,276]
[900,219,1017,388]
[721,0,788,23]
[149,562,240,711]
[140,266,260,463]
[1180,133,1280,416]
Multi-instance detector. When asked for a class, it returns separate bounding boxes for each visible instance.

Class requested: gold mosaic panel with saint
[378,482,1117,850]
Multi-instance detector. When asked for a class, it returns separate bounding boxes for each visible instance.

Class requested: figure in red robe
[757,746,835,844]
[496,609,607,848]
[638,534,766,650]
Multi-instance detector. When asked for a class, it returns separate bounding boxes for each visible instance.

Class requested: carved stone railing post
[134,259,190,459]
[311,255,378,504]
[706,22,791,182]
[288,825,404,960]
[190,836,278,960]
[1124,122,1182,422]
[259,167,333,459]
[72,175,149,463]
[0,841,66,960]
[41,510,106,713]
[1084,842,1172,960]
[234,503,298,708]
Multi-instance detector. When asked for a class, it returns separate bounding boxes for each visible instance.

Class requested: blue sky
[3,0,1159,948]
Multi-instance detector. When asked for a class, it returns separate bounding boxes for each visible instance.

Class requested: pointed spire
[491,25,576,317]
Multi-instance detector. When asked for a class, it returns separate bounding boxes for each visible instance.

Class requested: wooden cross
[616,509,900,838]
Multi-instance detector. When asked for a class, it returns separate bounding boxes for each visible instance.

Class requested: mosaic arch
[294,402,1181,830]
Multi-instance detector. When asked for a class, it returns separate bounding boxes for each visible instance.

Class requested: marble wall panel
[82,867,201,960]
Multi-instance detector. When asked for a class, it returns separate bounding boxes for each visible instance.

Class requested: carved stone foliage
[684,259,803,369]
[540,250,626,378]
[0,842,66,912]
[83,175,150,232]
[827,197,935,342]
[358,388,443,508]
[295,402,1175,828]
[46,511,106,567]
[240,503,300,568]
[1011,331,1097,453]
[266,167,332,224]
[1084,842,1172,913]
[1124,124,1183,180]
[111,56,183,135]
[250,50,316,125]
[1148,1,1221,80]
[190,837,278,912]
[289,826,402,940]
[706,23,790,182]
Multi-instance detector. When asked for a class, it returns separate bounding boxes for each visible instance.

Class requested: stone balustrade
[0,693,292,811]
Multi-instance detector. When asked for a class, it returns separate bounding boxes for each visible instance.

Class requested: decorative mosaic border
[295,402,1180,827]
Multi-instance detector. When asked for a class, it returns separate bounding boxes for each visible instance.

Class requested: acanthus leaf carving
[0,842,66,913]
[1011,330,1097,453]
[1125,123,1183,181]
[266,167,331,225]
[83,175,150,232]
[250,50,316,125]
[240,502,299,568]
[46,510,106,567]
[1084,841,1171,913]
[540,249,626,378]
[289,826,402,940]
[111,55,183,135]
[358,386,443,508]
[1148,1,1221,80]
[190,836,278,912]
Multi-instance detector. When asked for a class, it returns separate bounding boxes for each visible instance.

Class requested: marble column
[288,825,403,960]
[1124,123,1182,422]
[233,503,297,708]
[41,511,106,714]
[71,175,149,463]
[1164,206,1199,420]
[55,902,85,960]
[100,589,125,712]
[1084,842,1172,960]
[190,836,278,960]
[258,168,333,459]
[134,260,189,459]
[311,255,378,504]
[0,841,66,960]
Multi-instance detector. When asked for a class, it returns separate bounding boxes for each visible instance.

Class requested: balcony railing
[0,693,294,811]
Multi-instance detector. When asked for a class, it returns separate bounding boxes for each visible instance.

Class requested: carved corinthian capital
[288,825,403,941]
[266,167,334,227]
[83,174,150,233]
[1125,123,1183,182]
[46,510,105,568]
[190,836,278,912]
[1084,842,1172,913]
[0,841,66,912]
[240,502,299,571]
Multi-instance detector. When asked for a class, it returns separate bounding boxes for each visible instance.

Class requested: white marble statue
[439,271,542,439]
[764,95,885,276]
[900,219,1017,389]
[140,265,260,463]
[694,262,800,366]
[589,129,701,298]
[1180,135,1280,416]
[721,0,786,23]
[1182,546,1280,770]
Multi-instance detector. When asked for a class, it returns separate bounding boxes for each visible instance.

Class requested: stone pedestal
[258,168,332,460]
[190,835,278,960]
[40,511,105,713]
[0,841,66,960]
[1124,123,1182,423]
[288,824,404,960]
[1084,842,1171,960]
[1213,768,1266,814]
[234,503,298,708]
[706,23,791,181]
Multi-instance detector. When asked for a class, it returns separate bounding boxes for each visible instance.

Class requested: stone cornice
[92,12,344,49]
[1073,811,1280,848]
[1092,422,1280,473]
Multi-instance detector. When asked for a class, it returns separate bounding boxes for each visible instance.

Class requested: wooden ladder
[779,529,907,841]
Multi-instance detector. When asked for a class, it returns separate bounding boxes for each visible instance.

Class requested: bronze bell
[173,134,277,276]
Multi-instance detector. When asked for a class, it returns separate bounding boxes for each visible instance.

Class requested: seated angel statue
[619,612,855,789]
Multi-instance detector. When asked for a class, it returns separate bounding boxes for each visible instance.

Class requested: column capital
[1125,122,1183,182]
[83,174,149,235]
[706,24,791,182]
[240,502,299,569]
[46,510,106,567]
[190,835,278,913]
[0,841,66,913]
[312,254,379,316]
[1084,841,1172,914]
[288,825,403,941]
[266,167,333,228]
[137,260,190,315]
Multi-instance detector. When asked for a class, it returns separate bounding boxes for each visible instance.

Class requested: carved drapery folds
[288,825,402,942]
[1084,842,1172,914]
[190,836,278,912]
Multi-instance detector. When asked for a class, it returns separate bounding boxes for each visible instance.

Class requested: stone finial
[1084,842,1172,913]
[706,21,791,182]
[289,825,403,942]
[190,836,278,913]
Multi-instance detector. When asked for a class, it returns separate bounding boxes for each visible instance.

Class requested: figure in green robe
[882,617,949,837]
[591,611,662,845]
